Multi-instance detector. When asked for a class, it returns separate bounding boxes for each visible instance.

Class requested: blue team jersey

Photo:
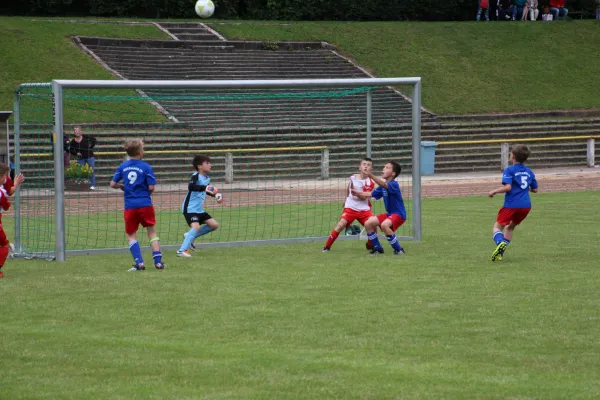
[372,180,407,220]
[501,163,538,209]
[112,159,156,210]
[182,172,210,214]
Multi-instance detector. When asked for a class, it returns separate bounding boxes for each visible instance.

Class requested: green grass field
[3,191,600,399]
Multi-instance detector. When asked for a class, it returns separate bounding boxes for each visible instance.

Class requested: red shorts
[496,207,531,226]
[340,208,373,226]
[377,213,406,232]
[124,206,156,235]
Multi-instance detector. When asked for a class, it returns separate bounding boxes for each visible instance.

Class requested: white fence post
[321,148,329,180]
[501,143,510,171]
[587,138,595,168]
[225,152,233,183]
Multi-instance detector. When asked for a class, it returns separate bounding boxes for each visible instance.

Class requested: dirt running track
[15,168,600,216]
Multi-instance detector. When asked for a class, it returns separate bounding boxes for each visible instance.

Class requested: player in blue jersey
[110,139,165,271]
[488,144,538,261]
[352,161,407,255]
[176,155,223,257]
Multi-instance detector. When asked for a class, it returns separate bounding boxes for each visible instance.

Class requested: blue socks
[196,225,213,238]
[368,232,383,251]
[179,225,214,252]
[152,251,163,265]
[386,234,402,252]
[129,240,143,265]
[493,231,504,245]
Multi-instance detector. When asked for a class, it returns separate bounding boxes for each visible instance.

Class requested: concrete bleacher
[12,26,600,187]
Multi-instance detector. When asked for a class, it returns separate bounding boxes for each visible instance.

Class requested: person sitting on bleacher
[512,0,528,19]
[497,0,515,19]
[549,0,568,19]
[542,5,554,19]
[526,0,539,20]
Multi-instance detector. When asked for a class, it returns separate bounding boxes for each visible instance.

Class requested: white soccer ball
[195,0,215,18]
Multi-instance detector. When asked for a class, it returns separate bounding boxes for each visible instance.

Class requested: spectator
[596,0,599,19]
[542,5,554,19]
[69,125,97,190]
[498,0,514,19]
[549,0,568,19]
[512,0,528,19]
[527,0,539,19]
[477,0,490,20]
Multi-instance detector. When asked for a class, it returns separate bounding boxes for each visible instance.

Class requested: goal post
[14,77,422,262]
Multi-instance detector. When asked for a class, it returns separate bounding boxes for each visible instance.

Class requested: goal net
[12,78,422,261]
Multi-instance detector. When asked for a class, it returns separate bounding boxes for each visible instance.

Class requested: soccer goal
[13,78,423,261]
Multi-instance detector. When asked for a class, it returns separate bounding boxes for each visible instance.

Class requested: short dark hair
[361,157,373,163]
[193,155,211,170]
[511,144,531,163]
[0,163,8,175]
[388,161,401,178]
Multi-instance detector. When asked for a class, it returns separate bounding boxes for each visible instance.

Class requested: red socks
[325,230,340,248]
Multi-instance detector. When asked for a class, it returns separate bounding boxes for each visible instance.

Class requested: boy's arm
[9,174,25,195]
[109,181,124,191]
[188,175,207,192]
[368,173,388,189]
[148,185,155,194]
[351,188,373,200]
[488,184,511,197]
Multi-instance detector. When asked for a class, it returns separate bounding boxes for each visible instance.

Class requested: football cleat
[322,247,331,252]
[369,248,384,255]
[366,242,373,251]
[491,242,507,262]
[128,264,145,272]
[393,248,406,255]
[155,263,166,270]
[176,250,192,258]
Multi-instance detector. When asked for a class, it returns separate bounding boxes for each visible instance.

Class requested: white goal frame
[17,78,422,261]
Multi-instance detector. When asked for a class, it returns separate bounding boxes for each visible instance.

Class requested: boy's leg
[324,217,349,251]
[189,216,218,246]
[146,226,164,269]
[179,222,201,254]
[0,225,9,277]
[492,208,511,261]
[366,215,384,254]
[125,209,144,269]
[382,216,405,254]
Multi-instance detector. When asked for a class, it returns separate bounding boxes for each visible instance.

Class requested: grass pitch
[2,191,600,399]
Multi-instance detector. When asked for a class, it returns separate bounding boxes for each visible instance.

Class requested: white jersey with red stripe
[344,175,375,211]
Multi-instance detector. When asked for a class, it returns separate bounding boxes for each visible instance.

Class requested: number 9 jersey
[501,164,538,208]
[112,159,157,210]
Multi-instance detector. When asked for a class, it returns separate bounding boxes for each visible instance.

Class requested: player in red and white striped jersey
[323,158,375,252]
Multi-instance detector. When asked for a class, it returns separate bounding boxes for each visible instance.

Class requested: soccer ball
[207,185,218,195]
[195,0,215,18]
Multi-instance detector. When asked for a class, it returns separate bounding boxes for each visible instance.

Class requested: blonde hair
[124,139,144,157]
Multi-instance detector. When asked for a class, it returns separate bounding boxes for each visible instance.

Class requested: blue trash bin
[420,141,438,176]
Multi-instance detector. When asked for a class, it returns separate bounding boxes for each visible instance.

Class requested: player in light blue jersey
[110,139,164,271]
[488,144,538,261]
[352,161,407,255]
[176,155,223,257]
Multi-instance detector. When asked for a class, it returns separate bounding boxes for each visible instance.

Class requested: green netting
[14,83,414,259]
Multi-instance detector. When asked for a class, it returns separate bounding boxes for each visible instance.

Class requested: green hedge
[2,0,596,20]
